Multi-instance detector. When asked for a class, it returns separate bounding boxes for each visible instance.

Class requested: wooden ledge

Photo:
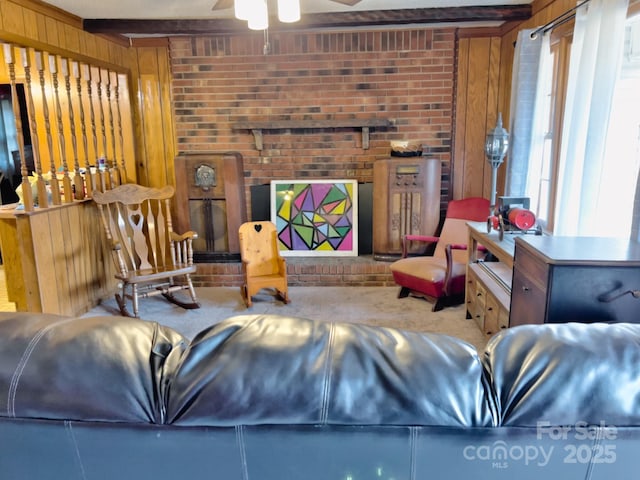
[233,118,395,151]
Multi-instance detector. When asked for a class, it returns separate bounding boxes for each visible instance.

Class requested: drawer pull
[522,285,530,292]
[598,289,640,303]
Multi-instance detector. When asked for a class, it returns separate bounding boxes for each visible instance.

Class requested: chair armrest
[170,231,197,266]
[171,231,198,242]
[404,234,439,243]
[443,243,465,296]
[401,235,440,257]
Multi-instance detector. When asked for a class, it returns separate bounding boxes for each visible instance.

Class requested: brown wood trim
[130,37,171,48]
[9,0,83,28]
[233,118,395,130]
[458,26,503,39]
[82,5,532,35]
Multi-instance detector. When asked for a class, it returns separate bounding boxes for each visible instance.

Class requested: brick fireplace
[170,27,456,286]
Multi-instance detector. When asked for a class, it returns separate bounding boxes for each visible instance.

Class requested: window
[527,24,573,232]
[520,7,640,237]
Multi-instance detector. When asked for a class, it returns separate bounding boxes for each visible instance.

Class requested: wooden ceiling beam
[83,5,532,35]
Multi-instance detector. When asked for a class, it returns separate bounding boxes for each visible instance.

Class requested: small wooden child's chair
[238,221,290,307]
[93,183,200,317]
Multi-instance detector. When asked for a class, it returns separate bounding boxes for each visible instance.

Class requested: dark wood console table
[510,235,640,326]
[466,223,640,335]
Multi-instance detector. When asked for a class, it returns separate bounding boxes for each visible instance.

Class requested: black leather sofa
[0,311,638,479]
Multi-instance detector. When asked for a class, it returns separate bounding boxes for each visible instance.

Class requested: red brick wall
[170,28,456,214]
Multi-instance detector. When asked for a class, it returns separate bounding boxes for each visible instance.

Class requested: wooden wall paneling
[137,47,173,188]
[497,37,514,196]
[118,71,137,183]
[21,6,39,40]
[61,205,87,314]
[157,47,176,188]
[453,36,470,200]
[463,37,492,199]
[28,212,60,313]
[44,16,60,48]
[0,217,34,311]
[49,209,73,313]
[484,36,503,201]
[0,1,25,37]
[62,23,80,53]
[0,202,118,316]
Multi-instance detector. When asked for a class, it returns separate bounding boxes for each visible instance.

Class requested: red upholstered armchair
[389,197,490,311]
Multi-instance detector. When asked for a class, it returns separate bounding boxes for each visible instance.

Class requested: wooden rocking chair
[93,183,200,317]
[238,221,290,308]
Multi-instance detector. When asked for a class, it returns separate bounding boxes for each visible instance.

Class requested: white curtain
[553,0,630,236]
[523,33,552,219]
[506,29,544,197]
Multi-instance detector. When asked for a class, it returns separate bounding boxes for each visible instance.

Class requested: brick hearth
[192,256,396,288]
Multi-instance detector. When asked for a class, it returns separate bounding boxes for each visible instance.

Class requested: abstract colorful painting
[270,180,358,256]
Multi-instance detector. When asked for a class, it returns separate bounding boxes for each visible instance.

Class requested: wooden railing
[0,43,135,316]
[2,43,130,209]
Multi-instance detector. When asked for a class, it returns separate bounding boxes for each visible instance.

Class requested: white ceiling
[41,0,528,20]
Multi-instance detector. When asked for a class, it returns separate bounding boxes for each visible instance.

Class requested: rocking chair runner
[93,183,200,317]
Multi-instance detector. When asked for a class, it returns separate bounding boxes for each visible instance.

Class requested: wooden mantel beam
[83,5,532,35]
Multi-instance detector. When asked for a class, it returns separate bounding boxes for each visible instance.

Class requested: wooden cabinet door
[510,267,547,326]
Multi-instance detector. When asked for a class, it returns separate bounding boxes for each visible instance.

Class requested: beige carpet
[84,286,489,351]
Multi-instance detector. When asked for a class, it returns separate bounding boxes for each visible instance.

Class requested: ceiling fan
[212,0,363,10]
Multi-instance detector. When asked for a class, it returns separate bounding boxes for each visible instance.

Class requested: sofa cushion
[166,314,494,427]
[0,313,187,424]
[484,322,640,427]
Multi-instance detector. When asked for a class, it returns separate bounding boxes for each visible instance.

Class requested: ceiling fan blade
[211,0,234,11]
[328,0,363,5]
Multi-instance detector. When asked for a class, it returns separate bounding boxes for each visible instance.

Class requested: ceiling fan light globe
[277,0,301,23]
[247,0,269,30]
[234,0,252,21]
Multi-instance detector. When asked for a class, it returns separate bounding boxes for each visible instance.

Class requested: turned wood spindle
[85,64,101,192]
[113,72,127,183]
[22,49,48,208]
[105,69,120,186]
[73,62,93,198]
[62,58,85,200]
[49,54,73,203]
[3,44,34,211]
[95,68,111,191]
[36,51,61,205]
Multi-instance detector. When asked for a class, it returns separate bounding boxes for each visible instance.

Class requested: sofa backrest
[165,314,495,427]
[483,322,640,428]
[0,313,187,424]
[2,311,640,431]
